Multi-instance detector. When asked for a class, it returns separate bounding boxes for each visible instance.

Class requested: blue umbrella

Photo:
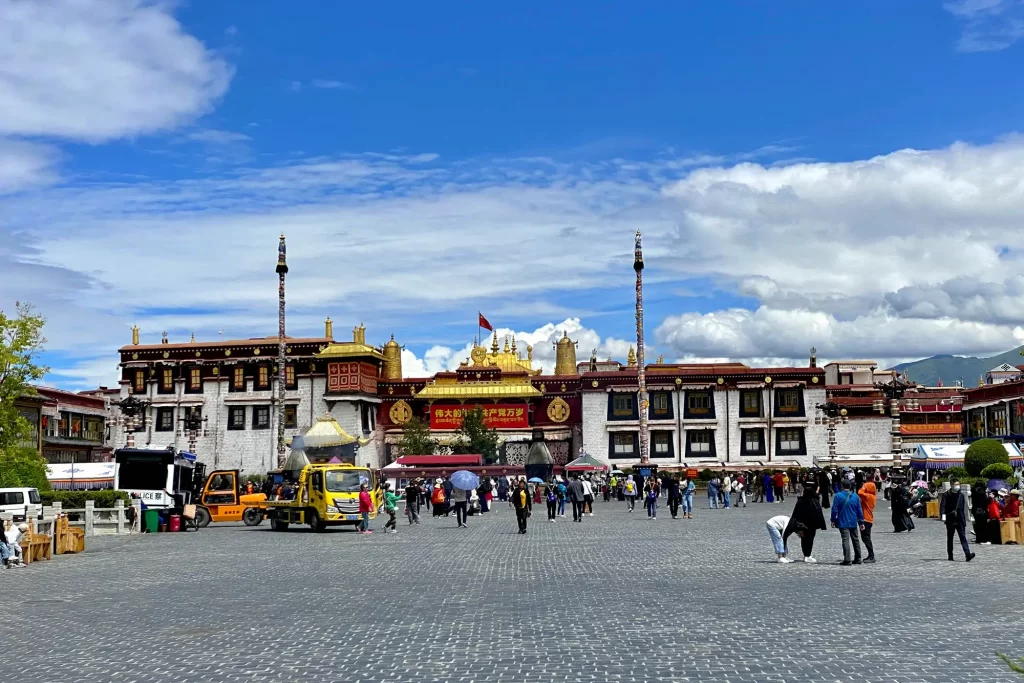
[528,477,544,484]
[450,470,480,491]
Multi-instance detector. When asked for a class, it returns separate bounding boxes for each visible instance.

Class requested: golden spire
[656,354,664,364]
[979,374,985,387]
[627,346,637,366]
[503,335,510,353]
[131,325,140,346]
[382,334,402,380]
[553,331,578,376]
[491,330,499,354]
[527,345,533,362]
[511,334,517,355]
[325,316,333,339]
[190,332,195,343]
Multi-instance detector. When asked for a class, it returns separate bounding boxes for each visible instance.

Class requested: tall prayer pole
[276,234,288,469]
[634,230,649,464]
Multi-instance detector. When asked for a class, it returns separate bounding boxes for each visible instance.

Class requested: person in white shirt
[766,515,804,563]
[581,478,595,516]
[721,475,732,509]
[5,523,27,567]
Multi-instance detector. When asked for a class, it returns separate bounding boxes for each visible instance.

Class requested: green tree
[452,407,500,464]
[0,302,50,488]
[980,463,1014,480]
[395,415,437,457]
[964,439,1010,477]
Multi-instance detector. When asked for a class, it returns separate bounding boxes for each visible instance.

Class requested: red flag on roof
[478,313,493,331]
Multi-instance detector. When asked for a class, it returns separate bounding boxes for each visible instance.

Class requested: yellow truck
[264,463,382,532]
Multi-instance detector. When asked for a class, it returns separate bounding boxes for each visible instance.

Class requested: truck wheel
[242,508,263,526]
[307,509,325,533]
[270,515,289,531]
[195,507,211,528]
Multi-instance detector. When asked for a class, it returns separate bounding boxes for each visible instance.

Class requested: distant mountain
[892,346,1024,387]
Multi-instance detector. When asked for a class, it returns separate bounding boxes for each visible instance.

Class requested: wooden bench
[1000,519,1018,545]
[54,515,85,555]
[21,529,52,564]
[926,500,940,519]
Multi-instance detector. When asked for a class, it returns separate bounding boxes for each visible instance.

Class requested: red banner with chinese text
[900,423,961,435]
[430,404,529,429]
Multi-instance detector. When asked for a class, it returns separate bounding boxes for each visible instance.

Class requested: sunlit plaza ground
[6,498,1024,683]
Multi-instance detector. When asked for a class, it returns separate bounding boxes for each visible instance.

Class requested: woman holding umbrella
[450,470,479,528]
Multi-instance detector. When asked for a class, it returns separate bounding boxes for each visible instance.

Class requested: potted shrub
[980,462,1015,493]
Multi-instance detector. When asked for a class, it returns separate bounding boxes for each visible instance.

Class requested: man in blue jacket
[830,480,865,566]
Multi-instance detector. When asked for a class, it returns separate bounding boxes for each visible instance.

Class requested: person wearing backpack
[556,481,567,517]
[940,479,975,562]
[544,484,558,522]
[644,482,658,520]
[431,480,447,517]
[623,475,637,512]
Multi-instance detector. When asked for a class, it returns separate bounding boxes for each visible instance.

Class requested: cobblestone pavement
[5,496,1024,682]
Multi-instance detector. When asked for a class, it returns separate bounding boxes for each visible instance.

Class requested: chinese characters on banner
[430,404,529,429]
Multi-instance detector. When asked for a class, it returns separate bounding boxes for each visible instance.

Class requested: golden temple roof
[465,331,541,375]
[316,342,386,361]
[303,413,372,448]
[416,381,542,400]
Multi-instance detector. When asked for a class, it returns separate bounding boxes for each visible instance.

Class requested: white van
[0,488,42,521]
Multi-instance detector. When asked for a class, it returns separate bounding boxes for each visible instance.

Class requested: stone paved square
[4,497,1024,682]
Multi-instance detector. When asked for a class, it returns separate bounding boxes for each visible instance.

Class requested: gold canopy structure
[303,413,372,448]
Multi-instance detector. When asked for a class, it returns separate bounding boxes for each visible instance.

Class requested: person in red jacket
[358,483,374,535]
[986,490,1003,544]
[1002,490,1021,519]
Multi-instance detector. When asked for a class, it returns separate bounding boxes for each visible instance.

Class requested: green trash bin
[143,509,160,533]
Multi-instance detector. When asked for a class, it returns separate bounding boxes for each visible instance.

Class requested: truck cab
[193,469,268,527]
[265,463,380,532]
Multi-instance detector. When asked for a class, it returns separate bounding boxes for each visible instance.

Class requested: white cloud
[184,129,251,144]
[310,79,355,90]
[0,0,232,142]
[944,0,1024,51]
[0,139,60,193]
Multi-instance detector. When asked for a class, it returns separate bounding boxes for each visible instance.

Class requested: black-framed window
[133,370,145,394]
[182,405,202,425]
[608,393,638,420]
[740,390,762,417]
[608,431,639,459]
[650,391,673,419]
[258,365,270,390]
[285,364,297,390]
[253,405,271,430]
[776,427,806,455]
[741,428,765,456]
[230,367,246,392]
[360,403,375,434]
[228,406,246,430]
[159,368,174,394]
[155,407,174,432]
[774,389,805,417]
[186,367,202,393]
[685,429,716,457]
[684,390,715,419]
[284,405,298,429]
[651,431,674,458]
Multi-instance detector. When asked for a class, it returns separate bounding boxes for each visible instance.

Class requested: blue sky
[3,0,1024,388]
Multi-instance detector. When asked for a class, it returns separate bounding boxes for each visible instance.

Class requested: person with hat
[830,480,865,566]
[405,479,422,525]
[510,479,531,534]
[1002,489,1021,519]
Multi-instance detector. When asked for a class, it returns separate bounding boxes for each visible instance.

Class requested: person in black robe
[891,483,915,532]
[817,470,831,508]
[970,481,989,544]
[784,483,828,561]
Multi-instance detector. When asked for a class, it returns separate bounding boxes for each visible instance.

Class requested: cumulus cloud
[0,140,60,193]
[0,0,232,142]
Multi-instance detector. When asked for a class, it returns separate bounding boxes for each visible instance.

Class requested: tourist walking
[453,488,470,528]
[857,481,877,563]
[708,477,720,509]
[818,470,831,508]
[831,481,865,565]
[545,483,557,522]
[443,477,454,516]
[766,514,797,563]
[358,483,373,534]
[645,482,658,520]
[511,480,531,534]
[681,477,695,519]
[582,477,595,516]
[773,471,786,503]
[405,479,421,525]
[497,477,508,501]
[556,479,567,517]
[764,472,774,504]
[624,475,637,512]
[381,483,400,534]
[785,483,827,563]
[721,474,732,509]
[732,477,747,508]
[568,476,586,522]
[431,479,447,518]
[890,482,914,532]
[667,477,681,519]
[940,478,975,562]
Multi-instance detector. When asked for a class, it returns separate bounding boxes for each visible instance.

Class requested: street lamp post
[872,374,918,465]
[115,394,151,449]
[815,401,849,469]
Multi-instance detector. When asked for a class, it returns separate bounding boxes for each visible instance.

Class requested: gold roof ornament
[553,331,578,376]
[325,317,334,339]
[190,332,195,343]
[131,325,140,346]
[468,332,541,375]
[627,346,637,367]
[415,376,542,400]
[656,354,664,364]
[382,334,403,380]
[491,330,499,354]
[303,413,371,448]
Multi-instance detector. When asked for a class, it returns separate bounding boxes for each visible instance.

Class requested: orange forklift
[192,468,268,527]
